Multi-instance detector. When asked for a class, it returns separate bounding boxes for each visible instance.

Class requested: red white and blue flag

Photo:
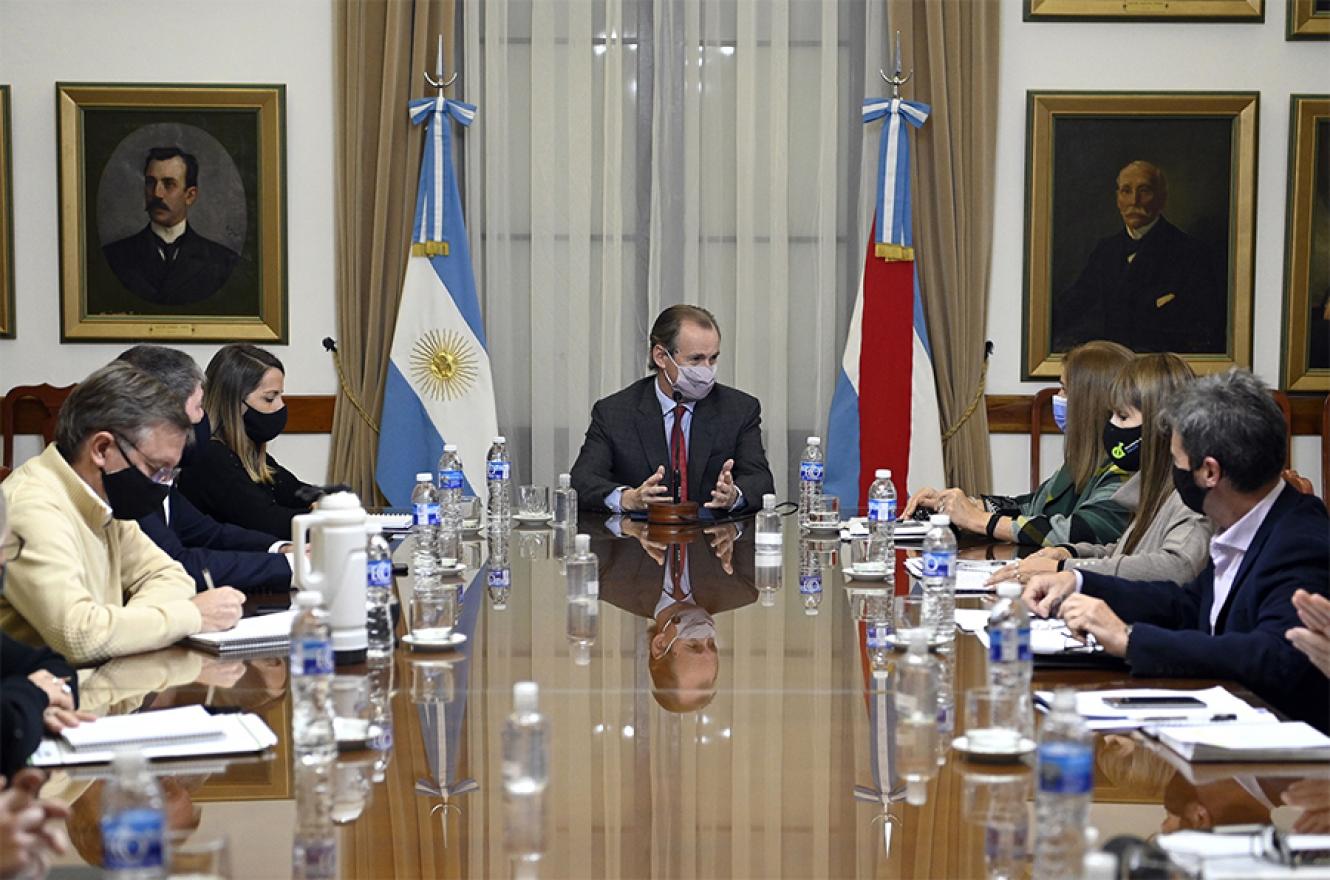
[825,97,945,513]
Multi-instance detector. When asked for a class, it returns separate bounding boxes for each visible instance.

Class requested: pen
[202,568,216,591]
[1138,712,1239,722]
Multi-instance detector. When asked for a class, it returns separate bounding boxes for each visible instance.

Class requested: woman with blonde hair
[177,344,318,539]
[989,352,1211,585]
[904,340,1134,547]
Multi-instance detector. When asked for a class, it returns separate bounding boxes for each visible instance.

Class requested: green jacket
[1009,461,1131,547]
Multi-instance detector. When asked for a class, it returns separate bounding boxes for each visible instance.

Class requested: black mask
[1102,422,1143,473]
[177,413,211,468]
[1171,464,1211,515]
[243,405,288,445]
[102,463,170,520]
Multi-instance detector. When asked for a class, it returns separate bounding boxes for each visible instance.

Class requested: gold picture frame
[1281,95,1330,391]
[1022,91,1258,379]
[1,85,13,339]
[1288,0,1330,38]
[1026,0,1263,21]
[56,83,287,342]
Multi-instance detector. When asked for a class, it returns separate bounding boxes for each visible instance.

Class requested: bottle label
[489,567,511,588]
[799,573,822,594]
[1037,741,1094,795]
[989,626,1032,663]
[922,550,956,578]
[295,839,338,879]
[370,723,394,752]
[755,531,783,547]
[413,502,441,526]
[438,469,464,491]
[866,623,891,650]
[585,577,600,597]
[367,558,393,588]
[101,808,165,870]
[294,638,334,676]
[868,498,897,523]
[799,460,824,483]
[487,460,511,481]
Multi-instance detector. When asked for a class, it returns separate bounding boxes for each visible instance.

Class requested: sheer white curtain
[462,0,885,496]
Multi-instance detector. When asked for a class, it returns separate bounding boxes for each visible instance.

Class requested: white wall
[0,0,336,480]
[987,0,1330,496]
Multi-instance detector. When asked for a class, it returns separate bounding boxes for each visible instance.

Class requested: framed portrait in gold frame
[1,85,13,339]
[56,83,286,342]
[1281,95,1330,392]
[1022,91,1258,380]
[1026,0,1262,21]
[1288,0,1330,38]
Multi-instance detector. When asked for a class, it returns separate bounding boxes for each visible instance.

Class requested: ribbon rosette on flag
[825,95,945,514]
[376,94,498,507]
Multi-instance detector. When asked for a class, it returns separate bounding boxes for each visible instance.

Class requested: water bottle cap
[443,444,458,452]
[575,534,590,554]
[571,642,591,666]
[416,472,432,482]
[295,590,323,608]
[804,606,819,616]
[762,493,776,509]
[806,436,821,446]
[996,582,1020,599]
[906,779,927,806]
[558,473,571,488]
[1082,852,1118,880]
[929,514,951,527]
[760,591,776,607]
[493,436,506,444]
[875,469,890,479]
[513,681,539,713]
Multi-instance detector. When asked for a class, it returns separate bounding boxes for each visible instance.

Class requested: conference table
[45,515,1321,879]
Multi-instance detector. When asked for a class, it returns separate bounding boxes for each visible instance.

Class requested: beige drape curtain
[891,0,1000,493]
[330,0,452,498]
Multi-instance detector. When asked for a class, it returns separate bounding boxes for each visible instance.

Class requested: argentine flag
[377,95,498,507]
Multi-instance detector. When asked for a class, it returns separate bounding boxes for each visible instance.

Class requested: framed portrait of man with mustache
[55,83,286,343]
[1021,92,1257,380]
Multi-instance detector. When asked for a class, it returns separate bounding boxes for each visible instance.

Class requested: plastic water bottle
[563,534,599,665]
[292,758,336,879]
[290,590,336,763]
[755,493,782,555]
[865,619,892,676]
[410,472,440,580]
[755,551,783,607]
[486,436,512,528]
[488,528,511,610]
[1033,689,1094,880]
[101,750,167,880]
[798,536,823,615]
[895,628,939,806]
[987,582,1033,737]
[566,594,598,668]
[798,436,824,527]
[553,472,577,530]
[503,682,549,796]
[366,661,394,782]
[934,646,956,768]
[867,468,897,557]
[436,443,465,530]
[921,514,958,644]
[364,523,394,660]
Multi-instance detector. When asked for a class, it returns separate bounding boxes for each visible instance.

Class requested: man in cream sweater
[0,362,244,665]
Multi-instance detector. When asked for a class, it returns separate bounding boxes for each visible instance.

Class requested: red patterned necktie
[670,543,689,600]
[671,404,688,502]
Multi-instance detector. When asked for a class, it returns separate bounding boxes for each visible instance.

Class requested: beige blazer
[1066,474,1213,584]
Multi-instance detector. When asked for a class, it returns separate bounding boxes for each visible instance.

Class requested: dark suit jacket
[594,529,758,619]
[1080,485,1330,732]
[1053,217,1226,354]
[176,440,315,540]
[570,377,775,513]
[137,488,293,594]
[1,635,78,778]
[102,223,239,305]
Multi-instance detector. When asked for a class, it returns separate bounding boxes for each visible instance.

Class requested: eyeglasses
[114,436,179,486]
[1,533,24,564]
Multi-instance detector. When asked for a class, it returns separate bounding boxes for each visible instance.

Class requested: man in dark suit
[117,345,293,594]
[102,147,239,306]
[571,304,776,513]
[1023,369,1330,732]
[1053,160,1226,354]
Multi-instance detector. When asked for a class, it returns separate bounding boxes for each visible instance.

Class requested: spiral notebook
[33,705,278,767]
[183,609,297,656]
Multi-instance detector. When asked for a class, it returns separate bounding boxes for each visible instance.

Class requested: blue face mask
[1051,394,1068,433]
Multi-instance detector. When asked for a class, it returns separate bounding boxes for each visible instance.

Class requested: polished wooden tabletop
[44,517,1325,879]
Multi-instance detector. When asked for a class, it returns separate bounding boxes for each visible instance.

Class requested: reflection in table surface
[44,519,1328,879]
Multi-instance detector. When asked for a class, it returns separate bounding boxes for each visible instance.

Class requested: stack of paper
[33,705,278,767]
[907,558,1007,593]
[367,512,412,533]
[61,705,219,750]
[839,518,930,542]
[957,610,1100,654]
[183,609,297,656]
[1150,721,1330,763]
[1034,686,1274,732]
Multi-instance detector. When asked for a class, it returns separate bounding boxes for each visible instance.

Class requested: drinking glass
[518,485,550,517]
[963,687,1033,753]
[895,592,928,635]
[409,588,460,641]
[849,535,889,573]
[808,494,840,530]
[168,832,231,879]
[332,675,373,746]
[458,496,481,526]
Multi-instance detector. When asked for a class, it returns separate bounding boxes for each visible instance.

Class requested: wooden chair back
[2,384,76,470]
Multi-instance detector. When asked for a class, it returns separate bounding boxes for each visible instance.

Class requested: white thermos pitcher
[292,492,368,664]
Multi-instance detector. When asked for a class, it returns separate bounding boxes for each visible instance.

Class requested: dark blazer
[570,377,775,513]
[1053,217,1226,354]
[102,224,239,305]
[1,635,78,779]
[176,440,316,541]
[1079,485,1330,732]
[594,530,758,619]
[137,488,293,594]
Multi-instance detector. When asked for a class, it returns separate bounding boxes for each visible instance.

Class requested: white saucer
[806,521,842,534]
[513,512,554,525]
[882,630,952,650]
[403,631,468,652]
[433,561,466,576]
[951,734,1036,764]
[842,567,890,582]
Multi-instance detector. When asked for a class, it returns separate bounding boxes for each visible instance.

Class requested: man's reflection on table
[597,522,756,713]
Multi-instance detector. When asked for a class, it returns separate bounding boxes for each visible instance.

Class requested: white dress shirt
[1206,480,1284,632]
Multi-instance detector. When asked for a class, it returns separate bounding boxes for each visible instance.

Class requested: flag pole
[425,32,459,92]
[878,29,912,98]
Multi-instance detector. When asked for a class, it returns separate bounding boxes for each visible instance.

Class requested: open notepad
[1148,720,1330,763]
[32,705,278,767]
[183,609,297,656]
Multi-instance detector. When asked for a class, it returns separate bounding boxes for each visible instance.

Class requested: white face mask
[665,352,717,401]
[658,605,718,656]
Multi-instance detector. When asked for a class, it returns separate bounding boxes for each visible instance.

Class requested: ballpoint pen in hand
[202,568,216,591]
